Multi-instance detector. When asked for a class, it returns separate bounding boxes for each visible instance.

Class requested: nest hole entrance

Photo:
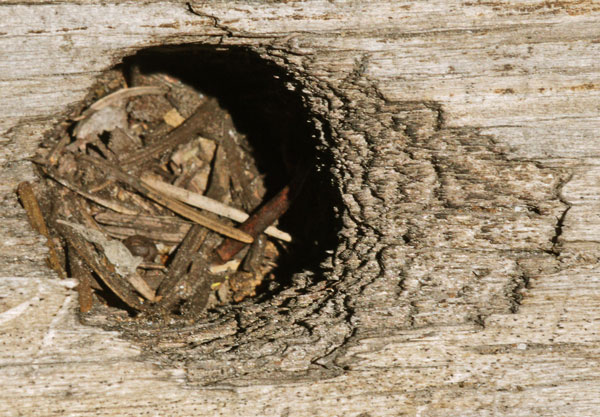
[29,45,340,321]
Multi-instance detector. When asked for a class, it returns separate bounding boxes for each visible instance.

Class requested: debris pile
[19,68,306,317]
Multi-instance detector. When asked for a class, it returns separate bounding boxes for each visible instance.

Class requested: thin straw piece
[141,174,292,242]
[74,86,168,121]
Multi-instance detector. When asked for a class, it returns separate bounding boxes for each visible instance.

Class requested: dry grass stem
[141,174,292,242]
[74,86,168,121]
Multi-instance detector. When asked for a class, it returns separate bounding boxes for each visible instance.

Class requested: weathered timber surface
[1,1,600,416]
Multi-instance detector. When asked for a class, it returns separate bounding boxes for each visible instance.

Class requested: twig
[57,219,156,302]
[156,225,208,310]
[182,256,218,314]
[16,182,66,278]
[127,273,157,302]
[215,165,308,263]
[242,234,266,274]
[55,220,145,310]
[67,246,95,313]
[95,212,191,243]
[102,225,186,243]
[88,179,114,193]
[211,117,262,212]
[39,166,140,215]
[141,174,292,242]
[80,154,254,243]
[120,98,220,168]
[138,262,167,270]
[221,135,249,206]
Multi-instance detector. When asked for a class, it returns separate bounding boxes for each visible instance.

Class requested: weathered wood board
[1,1,600,415]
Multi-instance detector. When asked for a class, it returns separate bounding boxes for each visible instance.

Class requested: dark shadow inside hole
[122,45,341,292]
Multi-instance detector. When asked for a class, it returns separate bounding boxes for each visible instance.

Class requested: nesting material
[20,68,302,317]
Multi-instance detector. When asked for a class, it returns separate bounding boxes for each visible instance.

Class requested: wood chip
[163,108,185,127]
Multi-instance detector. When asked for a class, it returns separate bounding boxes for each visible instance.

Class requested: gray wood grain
[1,1,599,415]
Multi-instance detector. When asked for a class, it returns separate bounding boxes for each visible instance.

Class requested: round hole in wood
[30,45,341,321]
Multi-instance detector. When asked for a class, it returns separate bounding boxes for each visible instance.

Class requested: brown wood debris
[21,69,302,318]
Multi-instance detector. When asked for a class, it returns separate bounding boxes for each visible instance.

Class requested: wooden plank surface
[1,1,599,415]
